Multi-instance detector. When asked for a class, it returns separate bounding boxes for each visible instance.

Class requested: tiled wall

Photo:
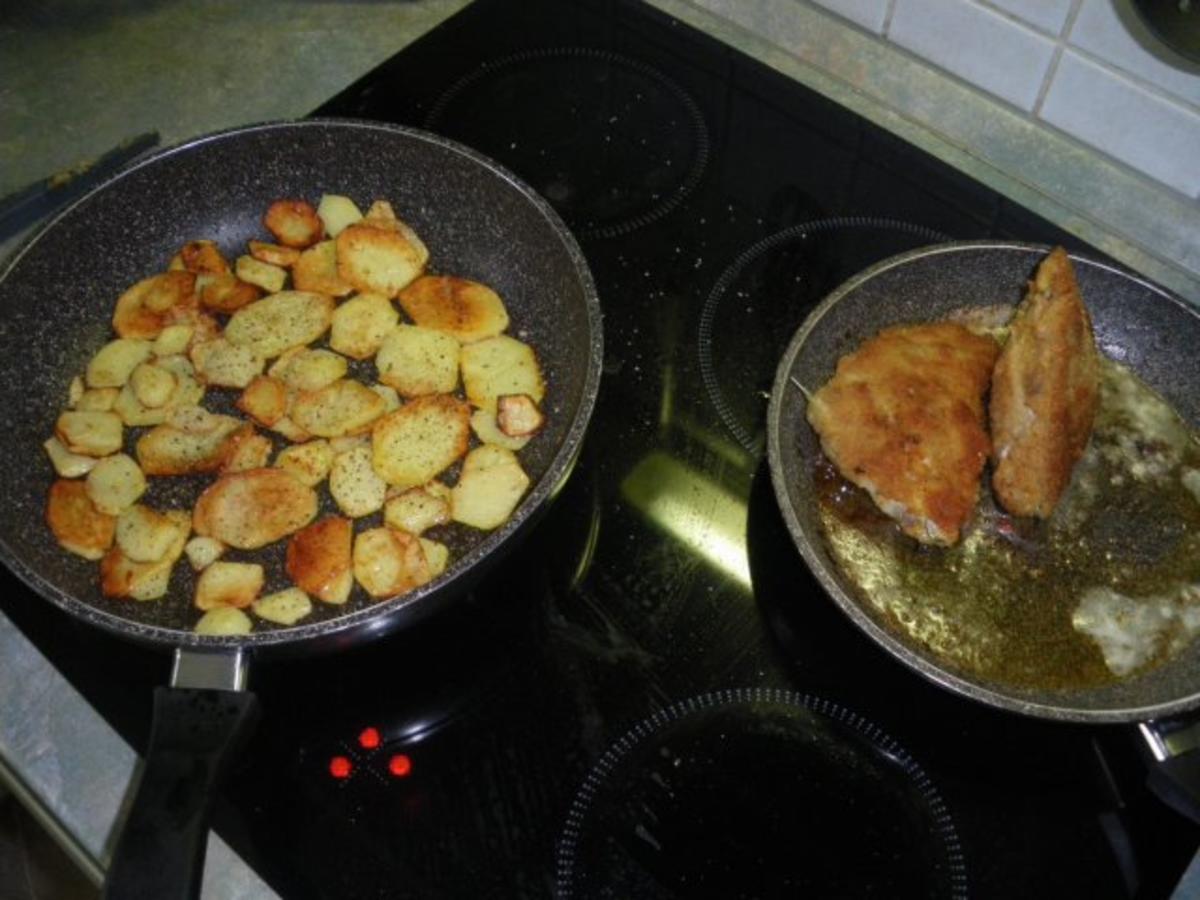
[809,0,1200,199]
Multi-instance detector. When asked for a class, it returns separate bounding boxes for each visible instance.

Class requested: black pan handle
[1140,719,1200,824]
[102,680,259,899]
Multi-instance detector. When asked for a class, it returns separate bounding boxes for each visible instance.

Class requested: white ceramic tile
[1070,1,1200,107]
[1041,50,1200,196]
[888,0,1057,110]
[809,0,890,33]
[981,0,1072,35]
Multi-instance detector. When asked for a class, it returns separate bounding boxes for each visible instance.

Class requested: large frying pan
[767,242,1200,813]
[0,120,602,897]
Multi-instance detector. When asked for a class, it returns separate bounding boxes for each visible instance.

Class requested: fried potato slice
[286,515,353,605]
[194,607,252,635]
[116,504,184,563]
[291,379,387,438]
[237,375,289,427]
[87,338,154,388]
[274,439,332,487]
[396,276,510,344]
[252,587,313,626]
[291,240,353,297]
[225,291,335,360]
[248,240,301,268]
[352,527,431,599]
[43,437,100,478]
[184,536,225,571]
[135,412,243,475]
[468,408,530,451]
[420,538,449,578]
[375,324,460,397]
[497,394,544,437]
[56,410,123,457]
[113,272,198,339]
[264,199,324,248]
[268,347,347,393]
[113,356,205,427]
[190,338,265,389]
[47,479,116,560]
[173,240,231,275]
[130,362,177,408]
[99,509,189,600]
[195,560,264,610]
[235,255,288,293]
[220,429,273,473]
[335,223,427,298]
[329,444,387,518]
[74,387,120,412]
[153,324,195,357]
[460,335,545,412]
[371,383,401,413]
[316,194,363,238]
[383,485,450,536]
[371,394,470,489]
[193,468,318,549]
[450,445,530,530]
[85,453,146,516]
[329,292,398,359]
[269,416,311,443]
[199,272,262,314]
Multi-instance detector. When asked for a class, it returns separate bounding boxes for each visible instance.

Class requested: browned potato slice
[497,394,545,437]
[450,445,530,530]
[130,363,177,408]
[468,408,530,451]
[268,347,347,393]
[383,485,450,535]
[264,199,324,248]
[113,356,204,427]
[352,527,431,599]
[113,272,198,339]
[225,291,334,359]
[194,607,252,635]
[375,325,460,397]
[153,324,195,357]
[175,240,230,275]
[291,379,387,438]
[85,453,146,515]
[195,560,264,610]
[43,437,99,478]
[329,444,387,518]
[269,416,312,443]
[135,413,243,475]
[116,504,184,563]
[371,383,401,413]
[190,338,265,388]
[252,588,313,626]
[396,276,510,343]
[99,510,189,600]
[87,338,154,388]
[362,199,401,227]
[199,273,262,313]
[193,468,318,549]
[55,410,123,457]
[184,536,225,571]
[316,194,363,238]
[460,335,545,412]
[286,515,353,605]
[274,440,332,487]
[220,429,273,473]
[235,255,288,293]
[46,479,116,560]
[420,538,450,578]
[371,395,470,489]
[291,240,353,296]
[335,223,427,298]
[248,240,301,268]
[75,387,120,412]
[237,376,289,426]
[329,292,398,359]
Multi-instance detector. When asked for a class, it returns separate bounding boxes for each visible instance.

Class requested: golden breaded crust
[990,247,1099,518]
[808,322,999,545]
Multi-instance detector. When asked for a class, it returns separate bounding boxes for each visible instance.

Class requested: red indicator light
[329,756,353,779]
[388,754,413,778]
[358,727,382,750]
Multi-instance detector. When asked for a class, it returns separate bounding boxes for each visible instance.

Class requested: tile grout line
[882,0,898,38]
[1032,0,1081,117]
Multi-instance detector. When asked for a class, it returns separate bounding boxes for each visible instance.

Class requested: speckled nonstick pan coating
[0,119,602,654]
[767,241,1199,723]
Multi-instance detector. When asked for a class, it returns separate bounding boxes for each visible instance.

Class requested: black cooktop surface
[3,0,1198,897]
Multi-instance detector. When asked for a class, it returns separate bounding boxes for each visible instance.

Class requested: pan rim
[0,117,604,651]
[766,238,1200,725]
